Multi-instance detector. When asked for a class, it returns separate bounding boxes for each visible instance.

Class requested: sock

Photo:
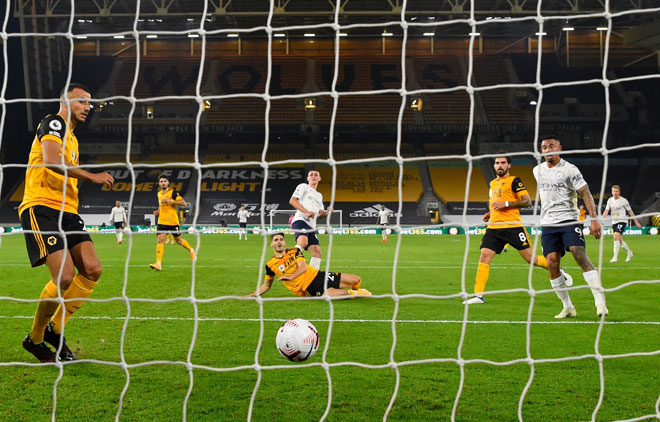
[354,278,362,289]
[179,238,193,252]
[473,262,490,296]
[620,240,631,254]
[51,274,97,334]
[613,240,620,259]
[535,255,548,269]
[295,244,303,251]
[30,280,61,344]
[583,270,605,307]
[310,257,321,270]
[117,231,123,242]
[550,275,574,309]
[156,243,164,263]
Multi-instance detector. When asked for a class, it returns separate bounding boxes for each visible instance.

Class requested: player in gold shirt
[464,154,572,304]
[149,174,195,271]
[246,233,371,297]
[19,83,115,362]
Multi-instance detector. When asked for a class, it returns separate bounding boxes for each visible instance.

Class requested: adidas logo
[349,204,399,218]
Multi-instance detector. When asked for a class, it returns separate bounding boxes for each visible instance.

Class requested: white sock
[310,257,321,270]
[550,276,574,309]
[621,240,631,254]
[613,240,620,258]
[295,244,303,251]
[583,270,605,307]
[117,231,123,242]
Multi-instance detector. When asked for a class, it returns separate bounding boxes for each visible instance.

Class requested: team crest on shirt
[554,171,564,179]
[47,236,57,246]
[279,264,285,272]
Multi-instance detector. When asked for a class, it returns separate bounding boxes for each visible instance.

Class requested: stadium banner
[2,226,658,236]
[316,167,423,202]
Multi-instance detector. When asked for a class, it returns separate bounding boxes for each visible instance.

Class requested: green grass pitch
[0,231,658,421]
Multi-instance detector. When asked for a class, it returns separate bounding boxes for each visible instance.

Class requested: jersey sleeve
[624,199,632,211]
[532,165,539,182]
[291,183,307,199]
[293,247,306,263]
[605,198,612,210]
[568,165,587,191]
[36,114,66,145]
[265,264,275,280]
[511,177,528,196]
[171,188,181,201]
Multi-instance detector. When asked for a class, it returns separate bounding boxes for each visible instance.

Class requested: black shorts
[291,220,319,248]
[541,221,585,257]
[157,224,181,237]
[114,221,124,229]
[20,205,92,267]
[305,271,342,296]
[613,222,627,234]
[480,227,531,254]
[239,222,247,228]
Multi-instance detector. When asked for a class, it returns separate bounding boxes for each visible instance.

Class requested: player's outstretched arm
[246,278,274,297]
[42,139,114,187]
[318,206,332,218]
[578,185,601,239]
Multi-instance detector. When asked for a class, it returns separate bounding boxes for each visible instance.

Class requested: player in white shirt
[289,170,332,270]
[237,204,250,240]
[376,205,390,242]
[109,200,128,244]
[602,185,641,263]
[533,137,607,319]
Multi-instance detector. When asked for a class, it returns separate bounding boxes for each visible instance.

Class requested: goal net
[1,1,660,421]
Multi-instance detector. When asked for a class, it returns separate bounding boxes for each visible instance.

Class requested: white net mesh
[1,0,660,421]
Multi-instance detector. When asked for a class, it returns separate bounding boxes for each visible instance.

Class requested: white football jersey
[378,209,389,224]
[291,183,324,229]
[109,206,127,223]
[533,159,587,225]
[237,209,250,223]
[606,196,631,224]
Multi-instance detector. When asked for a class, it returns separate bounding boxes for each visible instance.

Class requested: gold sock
[535,255,548,269]
[354,279,362,289]
[474,262,490,295]
[156,243,164,263]
[179,239,193,252]
[31,280,61,344]
[50,274,97,334]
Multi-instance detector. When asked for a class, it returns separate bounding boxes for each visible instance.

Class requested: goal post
[268,209,343,230]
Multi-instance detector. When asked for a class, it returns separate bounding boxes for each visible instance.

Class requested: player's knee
[57,272,75,290]
[81,261,103,281]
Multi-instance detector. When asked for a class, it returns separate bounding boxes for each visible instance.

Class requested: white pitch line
[0,315,659,325]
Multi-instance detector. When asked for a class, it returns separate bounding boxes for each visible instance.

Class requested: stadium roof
[11,0,660,41]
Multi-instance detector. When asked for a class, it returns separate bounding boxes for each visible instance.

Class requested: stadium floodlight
[274,33,286,37]
[113,35,125,39]
[186,18,194,22]
[227,34,239,38]
[563,27,575,31]
[535,32,547,36]
[77,19,85,23]
[382,31,393,37]
[75,35,88,39]
[469,32,481,36]
[304,33,315,37]
[146,34,158,39]
[304,98,317,110]
[597,27,609,31]
[188,34,199,38]
[339,33,348,37]
[423,32,435,36]
[529,100,538,105]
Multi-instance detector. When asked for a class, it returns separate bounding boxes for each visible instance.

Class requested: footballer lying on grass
[246,233,371,298]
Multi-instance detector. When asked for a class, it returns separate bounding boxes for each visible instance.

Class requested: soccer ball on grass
[276,318,320,362]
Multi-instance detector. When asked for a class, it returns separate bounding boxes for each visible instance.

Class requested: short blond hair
[611,185,621,191]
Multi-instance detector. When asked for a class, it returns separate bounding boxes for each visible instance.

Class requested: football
[276,318,320,362]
